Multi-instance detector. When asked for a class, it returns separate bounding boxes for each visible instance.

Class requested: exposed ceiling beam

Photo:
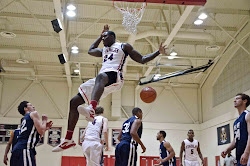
[0,12,237,32]
[53,0,72,88]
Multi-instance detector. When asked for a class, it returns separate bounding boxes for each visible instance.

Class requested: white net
[114,2,146,34]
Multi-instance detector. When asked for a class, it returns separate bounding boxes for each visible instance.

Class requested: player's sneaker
[78,105,95,122]
[52,139,76,152]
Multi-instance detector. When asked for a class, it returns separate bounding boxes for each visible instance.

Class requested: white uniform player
[183,139,200,166]
[82,111,108,166]
[52,25,166,153]
[78,42,127,105]
[179,130,204,166]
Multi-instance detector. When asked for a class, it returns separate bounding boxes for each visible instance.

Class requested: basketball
[140,87,157,103]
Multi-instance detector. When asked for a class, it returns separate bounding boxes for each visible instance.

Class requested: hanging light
[168,56,175,60]
[66,10,76,17]
[67,4,76,11]
[170,51,177,56]
[71,49,79,54]
[194,19,203,25]
[71,45,78,50]
[198,13,207,20]
[169,46,178,57]
[71,44,79,54]
[74,69,80,73]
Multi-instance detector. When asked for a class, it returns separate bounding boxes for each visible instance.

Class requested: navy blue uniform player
[155,131,176,166]
[221,93,250,166]
[115,107,146,166]
[10,101,52,166]
[3,118,22,165]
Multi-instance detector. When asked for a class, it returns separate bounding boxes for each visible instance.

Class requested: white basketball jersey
[184,139,199,161]
[100,42,128,74]
[84,115,104,141]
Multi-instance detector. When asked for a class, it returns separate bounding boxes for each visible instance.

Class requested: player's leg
[115,142,130,166]
[82,140,91,166]
[26,149,36,166]
[80,71,120,122]
[52,94,84,152]
[132,146,138,166]
[89,141,103,166]
[100,151,104,166]
[184,160,191,166]
[81,73,109,114]
[10,150,21,166]
[194,161,200,166]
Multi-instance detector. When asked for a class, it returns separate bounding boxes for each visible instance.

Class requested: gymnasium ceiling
[0,0,249,88]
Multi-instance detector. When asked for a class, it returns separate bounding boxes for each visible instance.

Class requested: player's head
[187,129,194,139]
[132,107,143,119]
[95,106,104,115]
[234,93,250,109]
[156,130,166,140]
[18,101,35,115]
[102,31,116,47]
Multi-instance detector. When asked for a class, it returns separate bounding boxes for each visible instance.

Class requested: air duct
[113,27,216,45]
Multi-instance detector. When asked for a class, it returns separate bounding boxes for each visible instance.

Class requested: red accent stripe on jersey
[117,53,125,71]
[79,87,89,104]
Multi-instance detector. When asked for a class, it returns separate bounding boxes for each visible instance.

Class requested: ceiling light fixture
[67,4,76,11]
[168,56,175,60]
[71,49,79,54]
[74,69,80,73]
[71,46,78,50]
[66,10,76,17]
[198,13,207,19]
[194,19,203,25]
[170,51,177,56]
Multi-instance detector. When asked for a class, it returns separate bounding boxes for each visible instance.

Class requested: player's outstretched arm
[197,142,204,165]
[103,118,109,151]
[240,113,250,165]
[30,111,47,135]
[123,43,166,64]
[179,141,185,166]
[130,119,146,153]
[221,138,236,158]
[88,24,109,57]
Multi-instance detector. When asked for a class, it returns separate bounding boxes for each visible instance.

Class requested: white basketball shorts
[82,140,103,166]
[184,160,200,166]
[78,70,124,104]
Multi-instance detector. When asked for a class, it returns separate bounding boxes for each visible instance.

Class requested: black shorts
[104,71,118,87]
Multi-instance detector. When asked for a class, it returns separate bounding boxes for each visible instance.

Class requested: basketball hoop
[113,1,147,34]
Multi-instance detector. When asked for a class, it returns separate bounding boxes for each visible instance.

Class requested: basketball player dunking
[82,107,108,166]
[52,25,166,152]
[221,93,250,166]
[179,129,204,166]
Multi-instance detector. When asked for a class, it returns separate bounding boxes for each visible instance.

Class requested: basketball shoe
[78,105,95,122]
[52,139,76,152]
